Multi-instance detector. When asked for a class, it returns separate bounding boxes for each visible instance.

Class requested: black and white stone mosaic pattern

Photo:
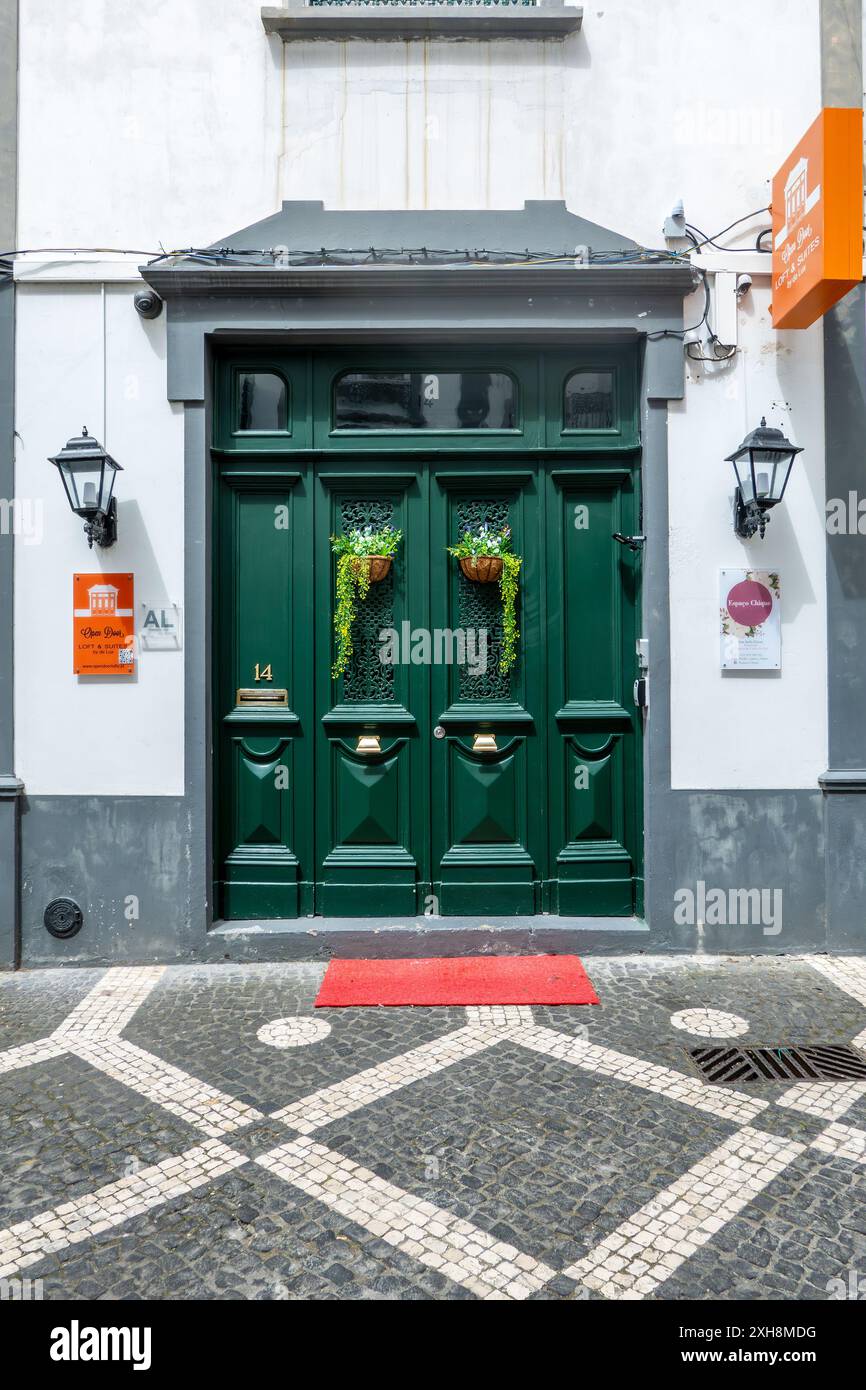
[1,955,865,1301]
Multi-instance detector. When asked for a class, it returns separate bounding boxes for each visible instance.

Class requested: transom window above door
[215,347,637,451]
[236,370,290,434]
[334,370,517,432]
[564,369,615,432]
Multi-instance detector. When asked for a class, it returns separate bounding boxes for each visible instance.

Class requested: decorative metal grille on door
[340,497,396,703]
[456,497,511,700]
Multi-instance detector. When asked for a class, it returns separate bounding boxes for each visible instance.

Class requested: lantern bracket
[733,492,767,539]
[734,492,769,540]
[83,498,118,550]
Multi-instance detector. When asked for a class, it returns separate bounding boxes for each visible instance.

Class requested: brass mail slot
[236,687,289,708]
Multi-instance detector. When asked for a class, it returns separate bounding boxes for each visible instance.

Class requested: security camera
[134,288,163,320]
[735,273,752,299]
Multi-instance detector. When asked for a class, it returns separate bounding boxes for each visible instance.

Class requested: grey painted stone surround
[0,0,20,969]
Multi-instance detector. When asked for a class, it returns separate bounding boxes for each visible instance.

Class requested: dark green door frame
[213,347,643,919]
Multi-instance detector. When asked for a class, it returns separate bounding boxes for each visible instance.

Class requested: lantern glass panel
[100,459,119,512]
[61,459,117,516]
[55,464,80,512]
[765,453,793,502]
[752,459,772,501]
[66,461,103,515]
[733,455,756,503]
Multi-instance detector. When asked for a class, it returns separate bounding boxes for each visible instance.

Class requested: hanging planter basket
[446,525,522,673]
[352,555,392,583]
[458,555,503,584]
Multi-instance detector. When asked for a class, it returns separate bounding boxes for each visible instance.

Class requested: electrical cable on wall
[0,204,777,365]
[684,207,772,253]
[650,206,775,359]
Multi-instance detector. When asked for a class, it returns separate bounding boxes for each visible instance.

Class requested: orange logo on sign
[73,573,135,676]
[771,107,862,330]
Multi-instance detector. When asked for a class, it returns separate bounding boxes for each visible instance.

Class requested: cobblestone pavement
[1,955,866,1301]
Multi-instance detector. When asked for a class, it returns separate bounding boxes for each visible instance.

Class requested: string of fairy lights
[0,205,773,359]
[0,244,691,270]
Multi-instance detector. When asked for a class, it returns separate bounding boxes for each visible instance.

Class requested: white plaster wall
[14,0,829,793]
[17,0,283,249]
[277,0,820,241]
[16,0,820,244]
[668,289,826,789]
[14,285,185,795]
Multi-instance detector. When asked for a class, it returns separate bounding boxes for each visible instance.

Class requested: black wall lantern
[49,427,122,548]
[726,417,802,540]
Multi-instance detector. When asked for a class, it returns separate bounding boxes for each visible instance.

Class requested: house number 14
[254,664,273,682]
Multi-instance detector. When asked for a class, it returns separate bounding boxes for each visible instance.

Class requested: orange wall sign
[771,107,863,330]
[73,573,135,676]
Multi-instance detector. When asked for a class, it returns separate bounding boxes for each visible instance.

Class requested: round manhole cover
[44,898,84,940]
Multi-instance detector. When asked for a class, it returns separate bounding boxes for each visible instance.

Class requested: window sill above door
[261,3,583,42]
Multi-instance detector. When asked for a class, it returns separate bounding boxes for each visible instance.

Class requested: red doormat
[314,955,600,1008]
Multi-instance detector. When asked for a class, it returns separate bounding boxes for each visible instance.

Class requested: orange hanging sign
[771,107,863,330]
[73,573,136,676]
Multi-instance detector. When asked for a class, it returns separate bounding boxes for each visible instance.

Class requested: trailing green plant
[447,524,522,673]
[497,551,521,672]
[330,525,402,680]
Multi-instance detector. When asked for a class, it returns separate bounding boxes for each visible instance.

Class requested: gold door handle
[472,732,498,753]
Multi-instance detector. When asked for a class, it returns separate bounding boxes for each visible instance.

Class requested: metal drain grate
[688,1044,866,1085]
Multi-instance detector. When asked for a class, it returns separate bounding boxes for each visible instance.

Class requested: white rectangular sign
[720,569,781,670]
[139,602,183,651]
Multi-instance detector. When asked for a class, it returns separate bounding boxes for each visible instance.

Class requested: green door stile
[212,348,644,922]
[314,465,429,916]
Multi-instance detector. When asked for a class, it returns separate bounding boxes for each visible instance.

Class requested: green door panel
[438,739,535,915]
[545,468,643,914]
[314,472,427,916]
[336,746,403,847]
[451,746,520,846]
[223,734,299,919]
[429,469,543,914]
[213,349,643,921]
[233,734,294,846]
[214,468,312,918]
[567,741,617,842]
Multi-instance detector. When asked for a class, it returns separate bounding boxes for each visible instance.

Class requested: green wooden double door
[214,350,644,920]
